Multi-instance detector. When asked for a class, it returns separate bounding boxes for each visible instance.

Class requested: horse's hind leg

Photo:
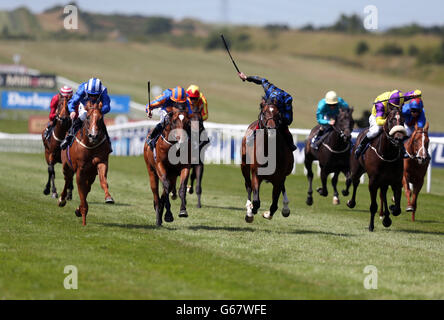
[98,162,114,204]
[187,166,195,195]
[49,163,58,198]
[331,171,340,205]
[75,171,93,226]
[304,156,314,206]
[241,163,253,221]
[263,181,283,220]
[390,184,402,217]
[67,179,73,201]
[58,164,73,207]
[316,168,329,197]
[346,162,364,209]
[380,185,392,228]
[178,168,190,218]
[195,164,204,208]
[281,185,290,217]
[43,151,51,195]
[409,180,424,221]
[368,183,378,232]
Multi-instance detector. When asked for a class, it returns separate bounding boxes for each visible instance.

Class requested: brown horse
[241,102,294,223]
[402,122,430,221]
[345,107,407,231]
[304,107,354,206]
[187,110,208,208]
[42,95,72,199]
[144,107,192,227]
[58,101,113,226]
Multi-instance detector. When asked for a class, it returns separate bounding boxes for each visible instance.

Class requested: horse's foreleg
[97,162,114,204]
[49,163,58,198]
[368,182,378,232]
[380,185,392,228]
[304,157,314,206]
[178,168,190,218]
[251,173,261,214]
[44,163,52,195]
[147,165,161,225]
[281,185,290,217]
[317,168,329,197]
[241,163,253,217]
[58,163,73,207]
[402,173,412,211]
[331,171,340,205]
[75,171,92,226]
[390,184,402,217]
[410,179,424,221]
[263,181,283,220]
[194,164,204,208]
[188,166,196,194]
[346,163,364,209]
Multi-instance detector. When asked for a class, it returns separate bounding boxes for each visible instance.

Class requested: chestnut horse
[345,107,407,231]
[42,95,72,199]
[304,107,354,206]
[402,123,430,221]
[58,101,113,226]
[241,102,294,223]
[144,107,192,226]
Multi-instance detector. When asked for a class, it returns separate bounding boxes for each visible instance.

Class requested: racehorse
[304,107,354,206]
[144,106,192,226]
[400,122,430,221]
[344,107,407,231]
[42,95,72,199]
[187,110,208,208]
[241,101,294,223]
[58,101,113,226]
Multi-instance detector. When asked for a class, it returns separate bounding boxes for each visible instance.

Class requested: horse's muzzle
[88,133,99,143]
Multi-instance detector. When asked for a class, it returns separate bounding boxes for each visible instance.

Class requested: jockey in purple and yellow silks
[238,72,296,151]
[145,86,191,148]
[354,89,419,159]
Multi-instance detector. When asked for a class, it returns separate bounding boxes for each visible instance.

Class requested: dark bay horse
[42,95,71,199]
[58,101,113,226]
[345,107,407,231]
[144,107,192,226]
[401,122,430,221]
[187,110,208,208]
[304,108,354,206]
[241,102,294,223]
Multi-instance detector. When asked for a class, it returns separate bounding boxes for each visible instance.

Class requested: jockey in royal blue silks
[402,95,426,137]
[145,86,192,149]
[238,72,297,151]
[60,77,111,150]
[310,91,349,150]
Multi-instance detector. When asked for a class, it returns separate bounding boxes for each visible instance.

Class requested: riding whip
[220,34,241,74]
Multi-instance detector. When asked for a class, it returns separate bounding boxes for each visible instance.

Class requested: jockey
[44,86,73,140]
[187,84,209,149]
[354,89,418,159]
[60,78,111,150]
[311,91,349,150]
[238,72,297,151]
[146,86,191,148]
[402,91,425,137]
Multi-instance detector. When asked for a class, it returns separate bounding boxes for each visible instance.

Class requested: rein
[75,135,107,150]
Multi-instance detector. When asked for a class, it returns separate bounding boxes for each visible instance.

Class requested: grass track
[0,152,443,299]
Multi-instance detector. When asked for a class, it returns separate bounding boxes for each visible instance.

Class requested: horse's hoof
[406,206,414,212]
[317,187,328,197]
[164,212,174,223]
[347,200,355,209]
[196,203,202,208]
[43,188,50,195]
[411,214,415,222]
[245,215,254,223]
[368,226,374,232]
[306,197,313,206]
[187,185,193,194]
[67,194,72,201]
[282,207,290,217]
[332,196,340,205]
[390,205,401,216]
[179,210,188,218]
[105,197,115,204]
[262,211,273,220]
[171,194,178,200]
[75,208,82,217]
[382,217,392,228]
[52,192,58,199]
[58,197,66,207]
[341,190,349,197]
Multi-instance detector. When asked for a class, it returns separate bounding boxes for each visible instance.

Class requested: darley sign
[1,91,130,114]
[0,73,57,89]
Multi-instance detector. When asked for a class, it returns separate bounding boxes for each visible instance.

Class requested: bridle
[405,129,430,163]
[258,106,280,130]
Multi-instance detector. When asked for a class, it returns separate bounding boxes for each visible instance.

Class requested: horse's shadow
[89,202,132,207]
[201,204,244,212]
[97,222,177,231]
[392,228,444,236]
[188,225,255,232]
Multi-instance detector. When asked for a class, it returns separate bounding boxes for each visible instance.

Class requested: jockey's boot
[282,126,297,151]
[44,121,54,140]
[60,118,82,150]
[354,136,371,159]
[147,122,163,149]
[311,129,325,150]
[104,125,113,153]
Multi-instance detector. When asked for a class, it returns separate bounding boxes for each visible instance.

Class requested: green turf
[0,152,443,299]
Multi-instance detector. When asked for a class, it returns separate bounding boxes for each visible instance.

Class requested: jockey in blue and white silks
[61,78,111,150]
[238,72,296,151]
[311,91,349,149]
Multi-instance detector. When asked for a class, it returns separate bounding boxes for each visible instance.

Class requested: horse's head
[259,100,281,131]
[334,107,355,142]
[85,100,104,144]
[167,104,191,145]
[408,122,430,164]
[56,95,71,125]
[385,106,407,146]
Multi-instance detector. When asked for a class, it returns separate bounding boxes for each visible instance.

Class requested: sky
[1,0,443,29]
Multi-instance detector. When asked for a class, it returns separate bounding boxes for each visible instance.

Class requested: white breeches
[404,124,414,137]
[367,114,382,139]
[78,103,87,121]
